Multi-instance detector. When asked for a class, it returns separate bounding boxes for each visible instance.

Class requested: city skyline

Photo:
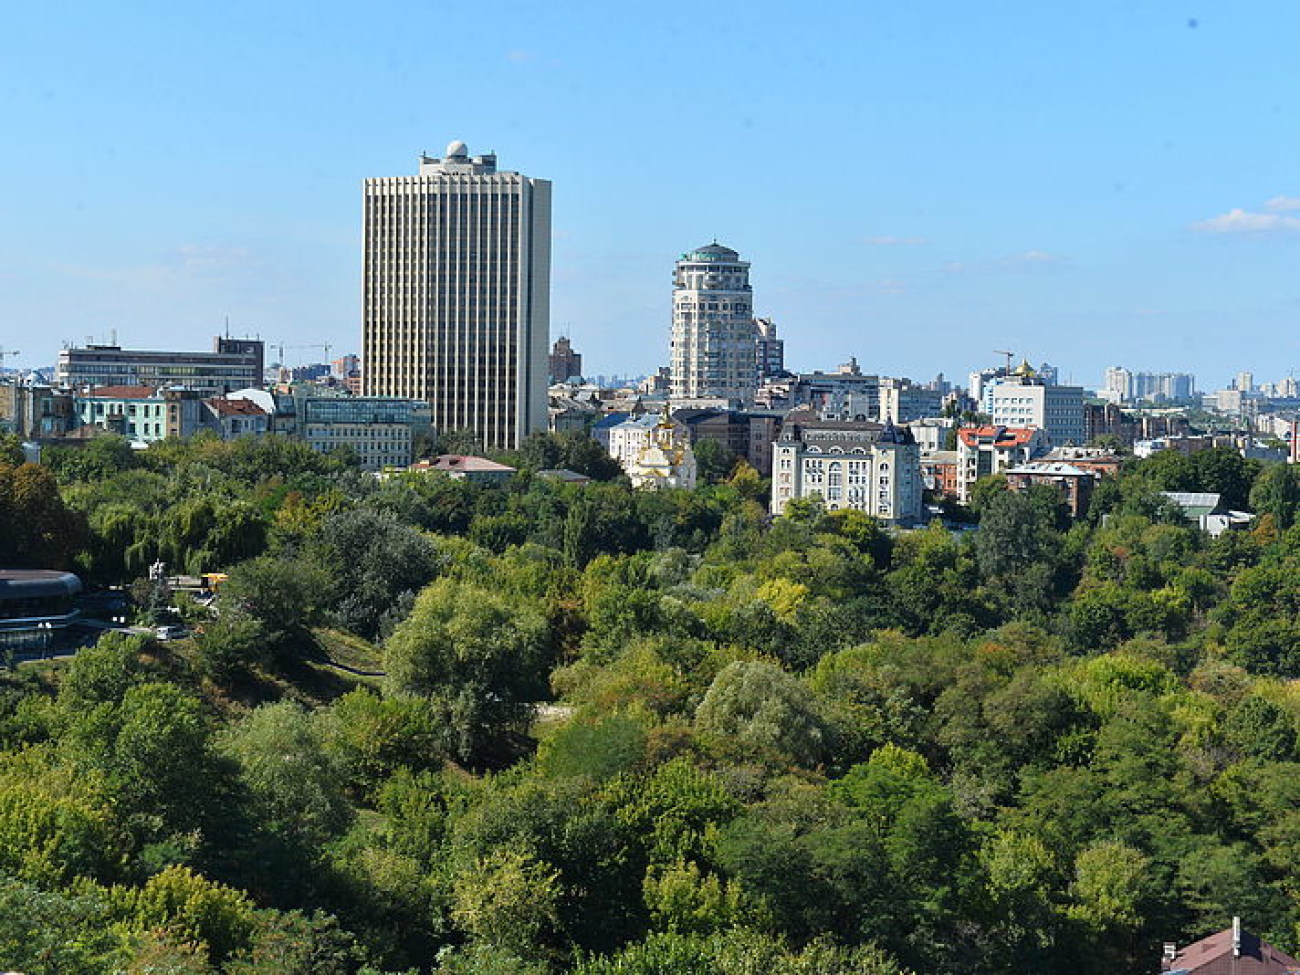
[2,1,1298,387]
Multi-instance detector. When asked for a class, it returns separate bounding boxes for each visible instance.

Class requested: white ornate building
[771,414,922,526]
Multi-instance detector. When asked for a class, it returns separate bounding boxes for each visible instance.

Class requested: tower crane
[993,350,1014,374]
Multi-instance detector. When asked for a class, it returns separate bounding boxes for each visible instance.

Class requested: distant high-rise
[362,141,551,450]
[670,243,757,404]
[755,317,784,379]
[549,336,583,383]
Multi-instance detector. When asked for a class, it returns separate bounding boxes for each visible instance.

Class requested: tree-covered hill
[4,435,1300,973]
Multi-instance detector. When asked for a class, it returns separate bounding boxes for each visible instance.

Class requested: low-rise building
[204,397,270,439]
[771,414,922,526]
[297,395,432,472]
[1161,919,1299,973]
[74,386,171,444]
[415,454,517,484]
[1004,461,1099,517]
[920,450,961,498]
[0,380,75,439]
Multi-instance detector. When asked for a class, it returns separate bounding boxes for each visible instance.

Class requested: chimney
[1233,916,1241,958]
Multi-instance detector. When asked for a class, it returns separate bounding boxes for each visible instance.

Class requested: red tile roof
[83,385,158,399]
[206,398,266,416]
[1163,926,1300,974]
[958,425,1040,448]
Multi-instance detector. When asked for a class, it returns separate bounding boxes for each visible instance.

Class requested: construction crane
[993,350,1014,374]
[0,347,21,361]
[272,342,333,367]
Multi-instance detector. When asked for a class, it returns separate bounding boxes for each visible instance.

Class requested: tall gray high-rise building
[362,141,551,450]
[670,243,757,404]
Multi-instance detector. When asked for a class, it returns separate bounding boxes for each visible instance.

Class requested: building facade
[298,395,432,472]
[956,425,1049,502]
[670,243,757,405]
[878,377,943,424]
[771,416,923,526]
[74,386,171,443]
[986,363,1086,446]
[755,317,784,379]
[57,337,264,395]
[549,336,583,383]
[362,141,551,450]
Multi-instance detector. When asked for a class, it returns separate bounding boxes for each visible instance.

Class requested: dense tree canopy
[7,433,1300,972]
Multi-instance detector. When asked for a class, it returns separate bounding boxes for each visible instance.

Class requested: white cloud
[860,235,928,246]
[942,250,1069,274]
[1193,208,1300,235]
[1265,196,1300,213]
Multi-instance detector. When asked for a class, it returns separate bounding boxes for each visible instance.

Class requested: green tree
[384,578,551,763]
[218,701,352,853]
[695,661,826,767]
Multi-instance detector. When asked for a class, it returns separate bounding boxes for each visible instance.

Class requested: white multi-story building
[670,243,757,405]
[771,416,922,526]
[362,141,551,450]
[987,363,1086,446]
[955,425,1050,502]
[58,337,264,395]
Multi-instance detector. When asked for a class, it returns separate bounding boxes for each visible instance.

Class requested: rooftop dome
[445,140,469,158]
[1014,358,1037,378]
[682,241,740,262]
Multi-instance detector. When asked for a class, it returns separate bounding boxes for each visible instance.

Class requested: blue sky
[2,0,1298,391]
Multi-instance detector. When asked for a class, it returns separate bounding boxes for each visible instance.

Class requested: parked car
[155,625,187,641]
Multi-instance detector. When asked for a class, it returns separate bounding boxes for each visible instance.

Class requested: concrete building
[986,362,1086,446]
[203,397,270,439]
[362,141,551,450]
[920,450,961,498]
[670,243,757,405]
[790,359,880,420]
[755,317,785,379]
[673,407,784,476]
[878,377,943,424]
[1004,461,1099,518]
[57,337,264,395]
[297,395,432,472]
[771,414,923,526]
[956,425,1049,502]
[0,380,75,439]
[605,413,670,470]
